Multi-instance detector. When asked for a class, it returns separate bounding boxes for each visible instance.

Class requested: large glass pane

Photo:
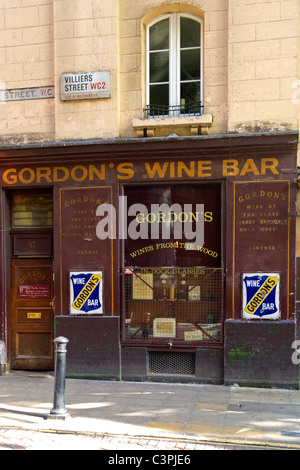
[180,17,200,48]
[181,81,201,105]
[180,49,201,81]
[124,184,221,268]
[150,18,169,51]
[13,193,53,227]
[149,84,169,111]
[150,51,169,83]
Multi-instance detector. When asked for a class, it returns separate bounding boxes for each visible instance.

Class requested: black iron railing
[144,102,204,118]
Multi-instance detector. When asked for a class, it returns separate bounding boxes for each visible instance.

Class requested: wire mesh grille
[123,267,223,344]
[148,352,195,375]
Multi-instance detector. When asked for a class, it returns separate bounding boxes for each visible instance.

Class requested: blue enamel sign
[70,272,103,314]
[242,273,280,319]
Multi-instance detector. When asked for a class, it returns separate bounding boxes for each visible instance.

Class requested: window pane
[13,193,53,227]
[124,184,221,268]
[181,81,201,105]
[150,18,169,51]
[150,83,169,109]
[150,51,169,83]
[181,49,201,81]
[180,17,200,48]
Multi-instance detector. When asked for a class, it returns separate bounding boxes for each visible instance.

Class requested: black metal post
[48,336,69,420]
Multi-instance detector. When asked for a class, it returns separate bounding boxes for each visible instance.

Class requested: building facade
[0,0,299,388]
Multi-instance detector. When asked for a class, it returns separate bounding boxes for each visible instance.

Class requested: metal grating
[148,352,195,375]
[123,267,223,344]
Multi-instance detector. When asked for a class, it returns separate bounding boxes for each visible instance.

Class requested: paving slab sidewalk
[1,372,300,450]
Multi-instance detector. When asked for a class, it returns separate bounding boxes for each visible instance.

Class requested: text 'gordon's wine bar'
[0,158,281,186]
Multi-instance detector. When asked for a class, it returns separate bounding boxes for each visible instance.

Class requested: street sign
[61,71,111,101]
[0,86,54,102]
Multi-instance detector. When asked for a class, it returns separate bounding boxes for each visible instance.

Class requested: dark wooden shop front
[0,132,298,388]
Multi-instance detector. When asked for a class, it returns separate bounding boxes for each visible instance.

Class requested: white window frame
[146,13,204,118]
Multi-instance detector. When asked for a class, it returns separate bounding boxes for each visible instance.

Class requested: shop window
[122,184,223,345]
[145,13,203,118]
[12,192,53,228]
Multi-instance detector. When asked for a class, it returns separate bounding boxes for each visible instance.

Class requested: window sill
[133,114,213,138]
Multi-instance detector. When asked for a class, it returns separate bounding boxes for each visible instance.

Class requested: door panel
[11,259,54,370]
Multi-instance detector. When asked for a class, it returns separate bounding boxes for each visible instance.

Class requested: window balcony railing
[144,102,204,119]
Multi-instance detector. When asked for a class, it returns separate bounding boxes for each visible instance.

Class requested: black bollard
[48,336,69,420]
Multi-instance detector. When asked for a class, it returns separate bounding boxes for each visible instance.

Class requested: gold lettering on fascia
[1,158,280,185]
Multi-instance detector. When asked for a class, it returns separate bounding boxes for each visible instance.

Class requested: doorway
[10,190,54,370]
[11,259,54,370]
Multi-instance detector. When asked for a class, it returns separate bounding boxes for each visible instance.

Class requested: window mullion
[169,14,178,114]
[176,14,181,113]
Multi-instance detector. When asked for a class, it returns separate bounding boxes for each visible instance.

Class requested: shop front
[0,132,298,387]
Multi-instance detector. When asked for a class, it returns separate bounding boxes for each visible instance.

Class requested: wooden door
[11,259,54,370]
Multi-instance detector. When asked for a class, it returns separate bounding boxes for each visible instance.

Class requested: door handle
[50,299,54,309]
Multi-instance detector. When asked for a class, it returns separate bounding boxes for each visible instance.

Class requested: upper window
[146,14,203,118]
